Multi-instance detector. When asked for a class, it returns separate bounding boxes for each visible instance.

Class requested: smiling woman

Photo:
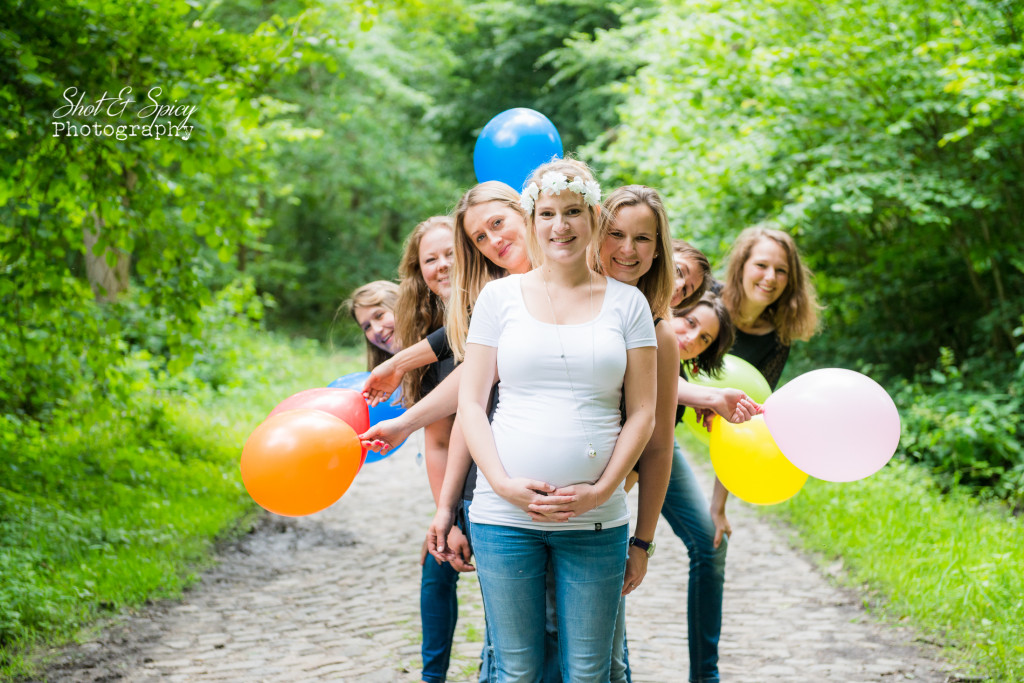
[720,225,821,389]
[343,280,400,371]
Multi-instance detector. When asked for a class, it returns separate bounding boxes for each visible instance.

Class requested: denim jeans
[658,439,727,683]
[421,554,459,683]
[609,594,631,683]
[470,522,628,682]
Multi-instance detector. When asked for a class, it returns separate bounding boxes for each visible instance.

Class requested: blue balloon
[473,108,563,192]
[328,372,407,463]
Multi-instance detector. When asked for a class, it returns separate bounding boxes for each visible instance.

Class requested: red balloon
[241,409,362,516]
[269,388,370,435]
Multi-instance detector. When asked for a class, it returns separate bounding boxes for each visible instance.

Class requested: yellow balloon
[709,415,808,505]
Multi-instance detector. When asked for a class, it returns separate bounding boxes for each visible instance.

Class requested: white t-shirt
[465,274,656,530]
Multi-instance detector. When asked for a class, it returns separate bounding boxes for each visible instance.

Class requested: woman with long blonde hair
[593,187,757,683]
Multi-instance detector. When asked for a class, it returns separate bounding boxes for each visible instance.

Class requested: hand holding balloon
[330,372,408,461]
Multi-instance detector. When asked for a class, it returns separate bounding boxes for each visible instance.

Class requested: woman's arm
[537,345,657,519]
[624,322,679,595]
[423,416,456,506]
[363,337,439,406]
[678,382,760,424]
[710,477,731,549]
[425,420,475,569]
[359,365,463,452]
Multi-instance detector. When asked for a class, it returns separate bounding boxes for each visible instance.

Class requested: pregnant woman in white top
[458,158,657,682]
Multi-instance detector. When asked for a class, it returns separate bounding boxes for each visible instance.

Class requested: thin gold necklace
[541,269,597,458]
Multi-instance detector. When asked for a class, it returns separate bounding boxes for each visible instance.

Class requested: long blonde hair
[341,280,400,370]
[591,185,674,319]
[446,181,529,362]
[721,225,821,344]
[396,216,453,405]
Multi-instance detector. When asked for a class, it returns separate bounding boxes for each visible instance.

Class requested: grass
[0,330,364,679]
[680,427,1023,681]
[767,460,1023,682]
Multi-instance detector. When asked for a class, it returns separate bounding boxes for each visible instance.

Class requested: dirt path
[40,434,950,682]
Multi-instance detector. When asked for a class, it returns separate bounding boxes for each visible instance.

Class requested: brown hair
[721,225,820,344]
[591,185,674,319]
[672,239,713,310]
[396,216,453,405]
[341,280,399,370]
[676,292,734,377]
[446,181,529,362]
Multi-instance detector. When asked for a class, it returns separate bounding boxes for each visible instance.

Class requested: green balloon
[681,405,711,446]
[683,354,772,403]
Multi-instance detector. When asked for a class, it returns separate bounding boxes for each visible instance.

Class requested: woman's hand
[528,482,605,522]
[708,388,761,425]
[493,477,573,519]
[445,525,475,572]
[426,505,455,562]
[711,505,732,549]
[362,357,404,407]
[359,416,411,454]
[621,546,649,596]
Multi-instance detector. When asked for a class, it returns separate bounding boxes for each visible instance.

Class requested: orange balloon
[241,409,362,516]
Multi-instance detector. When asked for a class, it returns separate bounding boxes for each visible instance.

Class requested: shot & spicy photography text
[52,86,197,141]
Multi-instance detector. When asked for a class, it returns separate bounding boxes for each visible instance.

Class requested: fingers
[528,510,573,522]
[713,527,723,549]
[448,555,476,572]
[525,479,557,494]
[360,439,391,453]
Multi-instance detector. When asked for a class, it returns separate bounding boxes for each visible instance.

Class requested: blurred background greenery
[1,0,1021,678]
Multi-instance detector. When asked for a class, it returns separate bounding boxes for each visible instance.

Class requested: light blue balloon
[474,108,563,191]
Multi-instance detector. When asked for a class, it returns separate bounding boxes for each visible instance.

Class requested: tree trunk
[84,212,130,302]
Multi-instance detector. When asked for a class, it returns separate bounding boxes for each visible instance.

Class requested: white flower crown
[519,171,602,214]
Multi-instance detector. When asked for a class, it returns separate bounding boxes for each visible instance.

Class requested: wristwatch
[628,536,656,558]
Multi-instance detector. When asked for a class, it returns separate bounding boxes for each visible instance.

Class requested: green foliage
[1,0,324,416]
[233,2,468,335]
[0,325,362,676]
[430,0,654,157]
[580,0,1024,377]
[896,347,1024,506]
[772,459,1024,682]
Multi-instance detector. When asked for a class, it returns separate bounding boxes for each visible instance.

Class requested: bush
[895,347,1024,507]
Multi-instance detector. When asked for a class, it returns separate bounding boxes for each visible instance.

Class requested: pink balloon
[762,369,900,482]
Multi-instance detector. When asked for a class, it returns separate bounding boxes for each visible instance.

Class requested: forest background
[1,0,1022,680]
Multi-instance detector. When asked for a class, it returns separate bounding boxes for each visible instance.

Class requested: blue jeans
[658,439,727,683]
[421,554,459,682]
[461,500,492,683]
[471,522,628,682]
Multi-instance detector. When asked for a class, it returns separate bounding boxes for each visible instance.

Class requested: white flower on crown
[541,171,570,194]
[519,182,540,212]
[519,172,602,214]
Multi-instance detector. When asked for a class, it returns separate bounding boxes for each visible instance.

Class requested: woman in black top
[719,225,821,390]
[394,216,471,683]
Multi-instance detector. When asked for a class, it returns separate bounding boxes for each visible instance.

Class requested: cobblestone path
[43,433,950,682]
